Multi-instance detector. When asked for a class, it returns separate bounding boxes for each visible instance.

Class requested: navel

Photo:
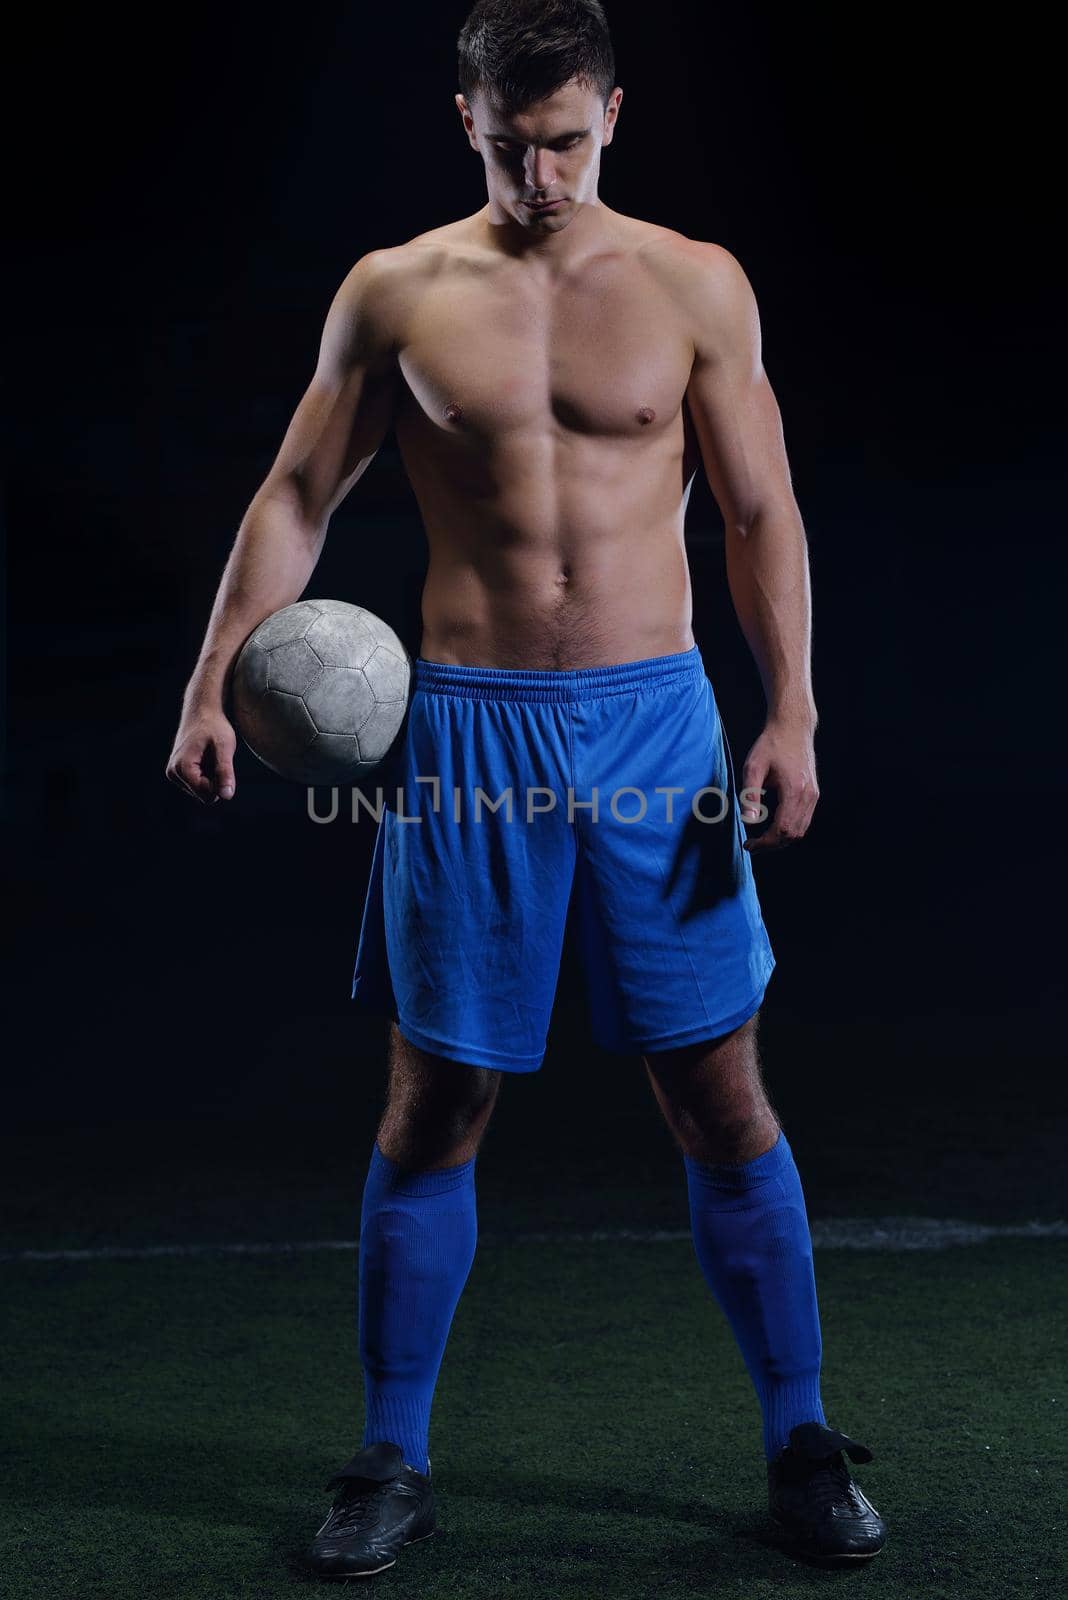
[443,402,464,425]
[637,406,656,426]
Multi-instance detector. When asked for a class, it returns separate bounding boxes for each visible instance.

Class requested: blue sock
[358,1141,478,1475]
[684,1129,827,1460]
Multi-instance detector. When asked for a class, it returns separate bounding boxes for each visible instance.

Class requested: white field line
[1,1217,1066,1264]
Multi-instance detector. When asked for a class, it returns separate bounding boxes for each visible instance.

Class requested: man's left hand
[739,718,819,852]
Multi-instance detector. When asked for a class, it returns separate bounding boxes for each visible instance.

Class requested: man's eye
[492,137,582,153]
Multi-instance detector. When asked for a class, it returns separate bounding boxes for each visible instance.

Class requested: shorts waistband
[413,644,704,703]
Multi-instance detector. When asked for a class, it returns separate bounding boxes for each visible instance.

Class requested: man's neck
[479,196,617,268]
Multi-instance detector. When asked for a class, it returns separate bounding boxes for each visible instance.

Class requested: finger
[745,825,792,852]
[739,767,770,825]
[774,787,809,839]
[784,783,819,840]
[165,762,199,801]
[744,803,809,852]
[796,789,819,836]
[178,757,217,804]
[743,792,800,852]
[210,742,237,801]
[740,786,767,825]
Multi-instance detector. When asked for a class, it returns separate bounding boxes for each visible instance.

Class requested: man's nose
[526,147,557,192]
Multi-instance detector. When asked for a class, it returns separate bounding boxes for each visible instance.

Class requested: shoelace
[791,1452,855,1516]
[327,1480,394,1535]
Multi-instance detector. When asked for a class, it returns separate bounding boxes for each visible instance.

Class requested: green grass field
[3,1234,1065,1599]
[4,1006,1067,1599]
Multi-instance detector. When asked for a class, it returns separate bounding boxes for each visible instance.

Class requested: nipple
[443,403,464,424]
[637,407,656,425]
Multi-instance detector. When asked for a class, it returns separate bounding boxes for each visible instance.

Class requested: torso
[375,206,710,670]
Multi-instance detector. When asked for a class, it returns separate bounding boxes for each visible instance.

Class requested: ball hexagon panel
[305,667,378,736]
[310,733,364,773]
[242,691,318,777]
[357,699,408,763]
[267,638,325,697]
[305,607,378,669]
[363,645,410,702]
[252,600,323,652]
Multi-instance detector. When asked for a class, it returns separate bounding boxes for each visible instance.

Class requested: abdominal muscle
[405,420,699,672]
[419,537,695,671]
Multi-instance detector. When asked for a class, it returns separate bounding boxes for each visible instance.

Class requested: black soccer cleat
[309,1440,437,1579]
[767,1420,887,1562]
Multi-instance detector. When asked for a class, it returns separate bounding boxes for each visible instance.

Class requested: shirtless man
[165,0,886,1578]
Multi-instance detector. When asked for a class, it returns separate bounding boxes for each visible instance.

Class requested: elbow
[728,508,764,541]
[256,472,326,542]
[730,494,803,541]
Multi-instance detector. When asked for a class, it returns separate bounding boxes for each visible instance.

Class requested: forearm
[723,504,816,728]
[183,482,325,713]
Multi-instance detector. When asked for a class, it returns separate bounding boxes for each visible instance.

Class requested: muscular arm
[187,250,401,708]
[683,244,815,725]
[167,250,401,802]
[682,244,819,848]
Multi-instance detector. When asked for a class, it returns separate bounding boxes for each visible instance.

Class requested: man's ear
[455,93,479,151]
[602,86,623,146]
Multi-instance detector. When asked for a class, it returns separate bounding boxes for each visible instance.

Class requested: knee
[378,1034,502,1168]
[644,1015,778,1146]
[681,1107,781,1165]
[378,1090,497,1169]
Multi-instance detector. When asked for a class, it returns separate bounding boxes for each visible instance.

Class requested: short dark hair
[457,0,616,117]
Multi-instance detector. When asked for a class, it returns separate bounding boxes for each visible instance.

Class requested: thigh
[643,1011,783,1158]
[384,688,577,1073]
[386,1020,503,1117]
[571,667,776,1054]
[643,1010,769,1115]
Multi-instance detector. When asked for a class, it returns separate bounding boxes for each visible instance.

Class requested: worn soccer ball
[231,599,411,784]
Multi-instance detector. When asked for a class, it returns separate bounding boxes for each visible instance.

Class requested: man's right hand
[165,709,238,804]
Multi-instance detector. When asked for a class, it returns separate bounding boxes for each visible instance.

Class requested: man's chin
[519,201,574,228]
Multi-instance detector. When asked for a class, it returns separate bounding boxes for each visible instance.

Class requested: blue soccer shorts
[350,644,776,1071]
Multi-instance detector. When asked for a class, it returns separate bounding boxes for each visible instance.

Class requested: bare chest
[396,257,695,443]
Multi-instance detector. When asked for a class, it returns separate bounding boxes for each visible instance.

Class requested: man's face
[456,76,621,232]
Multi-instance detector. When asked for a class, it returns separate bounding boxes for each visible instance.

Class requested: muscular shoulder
[632,227,761,363]
[331,225,484,355]
[327,244,427,360]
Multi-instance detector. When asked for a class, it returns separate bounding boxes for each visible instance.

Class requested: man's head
[456,0,621,233]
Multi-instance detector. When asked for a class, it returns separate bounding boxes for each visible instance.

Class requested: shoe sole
[315,1528,437,1580]
[770,1513,885,1562]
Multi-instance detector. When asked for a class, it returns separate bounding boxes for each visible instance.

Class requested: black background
[4,3,1064,1180]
